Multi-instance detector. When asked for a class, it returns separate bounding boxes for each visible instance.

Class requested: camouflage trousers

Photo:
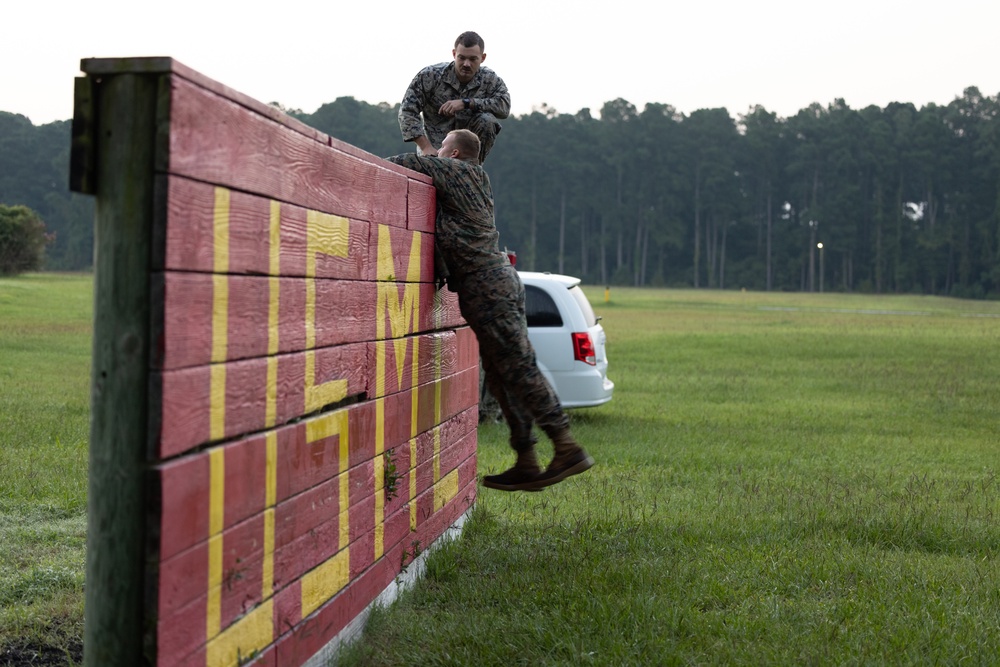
[453,110,501,164]
[455,264,568,451]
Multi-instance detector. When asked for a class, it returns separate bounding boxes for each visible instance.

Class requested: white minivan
[519,271,614,408]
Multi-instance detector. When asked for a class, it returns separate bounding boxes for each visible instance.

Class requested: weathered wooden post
[71,58,479,667]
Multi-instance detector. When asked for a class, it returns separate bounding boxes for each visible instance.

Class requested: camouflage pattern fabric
[385,153,508,282]
[398,61,510,163]
[454,265,569,450]
[385,151,569,450]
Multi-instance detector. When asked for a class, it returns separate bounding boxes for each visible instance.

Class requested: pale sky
[3,0,999,126]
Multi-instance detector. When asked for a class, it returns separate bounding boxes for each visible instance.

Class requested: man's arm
[399,67,436,153]
[386,153,428,174]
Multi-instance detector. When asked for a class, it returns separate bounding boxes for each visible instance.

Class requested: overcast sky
[4,0,999,127]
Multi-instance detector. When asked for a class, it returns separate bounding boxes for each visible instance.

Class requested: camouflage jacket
[398,62,511,149]
[386,153,509,279]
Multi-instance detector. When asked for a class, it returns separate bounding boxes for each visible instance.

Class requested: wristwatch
[463,98,471,110]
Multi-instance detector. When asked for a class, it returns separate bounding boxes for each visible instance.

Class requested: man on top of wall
[398,31,510,165]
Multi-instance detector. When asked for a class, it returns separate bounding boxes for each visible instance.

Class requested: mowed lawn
[0,273,90,662]
[341,288,1000,666]
[2,274,999,665]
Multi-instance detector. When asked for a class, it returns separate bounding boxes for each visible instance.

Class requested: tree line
[3,87,998,296]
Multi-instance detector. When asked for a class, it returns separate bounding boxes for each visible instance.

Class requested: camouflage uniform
[398,62,510,164]
[385,153,569,450]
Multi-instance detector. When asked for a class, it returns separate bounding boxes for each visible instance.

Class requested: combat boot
[524,430,594,490]
[482,446,542,492]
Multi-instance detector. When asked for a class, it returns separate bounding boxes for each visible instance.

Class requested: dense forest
[3,86,999,296]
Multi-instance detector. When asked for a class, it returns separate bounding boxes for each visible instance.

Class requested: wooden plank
[405,178,436,234]
[165,76,409,226]
[159,176,372,278]
[368,223,435,283]
[158,273,376,370]
[156,341,369,458]
[81,57,329,148]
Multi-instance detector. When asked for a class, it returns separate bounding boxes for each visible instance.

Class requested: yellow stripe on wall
[435,469,459,512]
[376,224,394,281]
[211,274,229,364]
[409,437,418,531]
[409,338,420,437]
[205,599,274,667]
[206,448,225,640]
[263,431,277,598]
[210,363,227,442]
[304,352,348,413]
[300,550,350,618]
[434,335,442,423]
[374,454,384,560]
[375,341,386,399]
[304,411,351,551]
[210,189,231,445]
[265,356,277,429]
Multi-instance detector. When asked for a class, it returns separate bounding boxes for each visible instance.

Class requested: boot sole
[482,479,543,492]
[520,455,594,491]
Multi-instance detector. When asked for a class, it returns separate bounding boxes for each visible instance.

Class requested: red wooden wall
[74,58,479,667]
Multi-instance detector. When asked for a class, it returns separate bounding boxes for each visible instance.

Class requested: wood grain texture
[166,77,409,227]
[158,273,376,370]
[156,341,369,458]
[160,177,372,278]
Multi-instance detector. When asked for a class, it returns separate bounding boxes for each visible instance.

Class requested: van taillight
[572,332,596,365]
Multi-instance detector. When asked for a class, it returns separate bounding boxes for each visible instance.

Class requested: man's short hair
[455,31,485,51]
[448,129,481,162]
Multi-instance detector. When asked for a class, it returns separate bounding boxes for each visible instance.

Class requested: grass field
[2,274,999,665]
[339,287,1000,666]
[0,273,90,664]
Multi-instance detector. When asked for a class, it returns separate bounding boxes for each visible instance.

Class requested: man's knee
[466,112,501,162]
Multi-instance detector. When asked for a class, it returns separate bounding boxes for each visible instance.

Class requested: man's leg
[457,111,500,163]
[459,267,592,490]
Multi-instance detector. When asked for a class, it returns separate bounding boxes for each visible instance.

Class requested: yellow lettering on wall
[375,224,426,535]
[435,469,460,512]
[305,410,351,551]
[304,211,350,413]
[300,550,350,618]
[205,599,274,667]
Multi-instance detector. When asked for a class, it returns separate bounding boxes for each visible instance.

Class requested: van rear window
[525,285,563,327]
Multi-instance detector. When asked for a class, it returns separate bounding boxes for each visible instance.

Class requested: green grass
[338,288,1000,666]
[3,276,1000,665]
[0,273,91,662]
